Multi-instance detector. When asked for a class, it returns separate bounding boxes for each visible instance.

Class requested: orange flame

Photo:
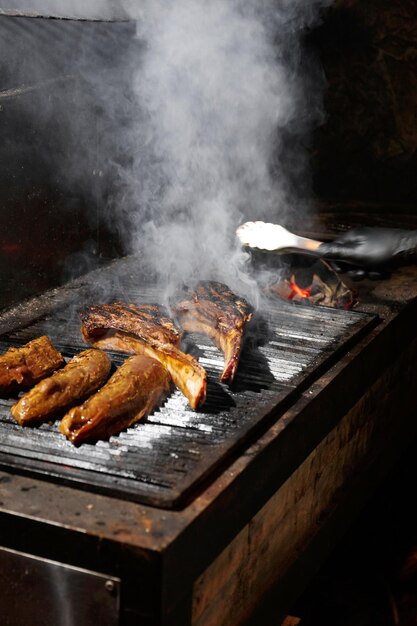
[289,276,310,300]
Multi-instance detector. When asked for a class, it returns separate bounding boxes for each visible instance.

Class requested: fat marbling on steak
[173,281,253,384]
[0,336,64,395]
[80,302,207,410]
[60,354,170,444]
[11,349,111,425]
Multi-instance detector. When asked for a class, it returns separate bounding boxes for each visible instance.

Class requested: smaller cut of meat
[81,302,207,409]
[11,349,111,425]
[81,302,181,348]
[60,355,170,444]
[0,336,64,395]
[173,281,253,384]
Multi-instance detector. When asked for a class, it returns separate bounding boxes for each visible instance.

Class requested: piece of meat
[60,355,170,444]
[173,281,253,384]
[0,336,64,395]
[80,302,207,409]
[11,349,111,425]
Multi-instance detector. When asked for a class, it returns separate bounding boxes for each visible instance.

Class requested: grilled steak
[11,349,111,425]
[173,281,253,384]
[0,336,64,395]
[81,303,207,409]
[60,355,170,444]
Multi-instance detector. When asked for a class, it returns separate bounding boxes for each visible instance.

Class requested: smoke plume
[0,0,332,303]
[114,0,331,298]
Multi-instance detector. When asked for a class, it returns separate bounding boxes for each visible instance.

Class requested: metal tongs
[236,221,323,256]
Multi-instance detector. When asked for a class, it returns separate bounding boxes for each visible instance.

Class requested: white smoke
[114,0,331,298]
[0,1,331,301]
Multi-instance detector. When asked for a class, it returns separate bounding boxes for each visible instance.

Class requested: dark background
[0,15,135,308]
[0,1,416,309]
[312,0,417,208]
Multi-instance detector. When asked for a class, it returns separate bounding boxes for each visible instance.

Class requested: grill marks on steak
[0,336,64,395]
[60,355,170,444]
[81,303,207,410]
[173,281,253,384]
[82,303,181,348]
[11,349,111,426]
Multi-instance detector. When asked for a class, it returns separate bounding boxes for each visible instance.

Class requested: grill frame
[1,263,416,626]
[0,257,377,508]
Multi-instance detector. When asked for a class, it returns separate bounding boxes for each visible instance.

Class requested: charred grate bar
[0,259,377,508]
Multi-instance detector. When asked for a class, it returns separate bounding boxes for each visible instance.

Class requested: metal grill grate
[0,261,377,508]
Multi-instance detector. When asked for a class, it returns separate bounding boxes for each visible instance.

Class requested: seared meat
[11,349,111,425]
[173,281,253,384]
[60,355,170,444]
[81,302,207,409]
[82,303,181,347]
[0,336,64,395]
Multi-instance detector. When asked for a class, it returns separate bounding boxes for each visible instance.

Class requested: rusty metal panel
[0,546,120,626]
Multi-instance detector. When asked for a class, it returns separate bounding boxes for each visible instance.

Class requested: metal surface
[0,1,129,21]
[0,258,377,509]
[0,546,120,626]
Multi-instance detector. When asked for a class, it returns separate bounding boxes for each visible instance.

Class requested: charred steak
[80,303,207,409]
[0,336,64,395]
[60,355,170,444]
[11,349,111,425]
[173,281,253,384]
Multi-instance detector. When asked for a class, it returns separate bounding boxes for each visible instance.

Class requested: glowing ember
[289,276,311,300]
[265,262,357,310]
[1,242,20,254]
